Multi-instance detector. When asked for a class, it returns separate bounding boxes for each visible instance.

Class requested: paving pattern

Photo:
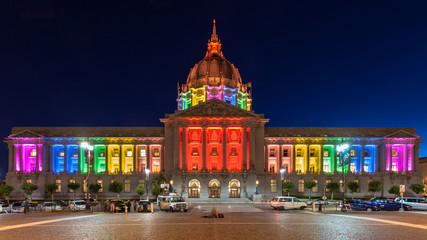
[0,204,426,240]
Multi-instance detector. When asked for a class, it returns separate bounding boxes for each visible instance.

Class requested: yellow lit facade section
[308,145,321,174]
[191,87,206,106]
[108,145,120,173]
[295,145,307,174]
[246,98,252,111]
[121,145,134,174]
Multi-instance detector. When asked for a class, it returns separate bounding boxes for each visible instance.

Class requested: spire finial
[211,19,218,42]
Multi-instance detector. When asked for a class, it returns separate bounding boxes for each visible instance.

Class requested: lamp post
[170,180,174,193]
[145,168,150,200]
[337,141,349,212]
[80,142,94,208]
[255,180,259,195]
[280,167,285,196]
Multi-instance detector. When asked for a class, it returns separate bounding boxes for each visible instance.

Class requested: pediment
[170,98,260,118]
[384,130,419,139]
[9,130,44,139]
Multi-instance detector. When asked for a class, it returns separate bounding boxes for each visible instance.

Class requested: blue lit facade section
[66,145,79,173]
[364,145,377,173]
[223,87,237,106]
[52,145,65,173]
[350,145,362,173]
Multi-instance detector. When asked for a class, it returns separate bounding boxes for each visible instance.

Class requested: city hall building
[4,22,422,201]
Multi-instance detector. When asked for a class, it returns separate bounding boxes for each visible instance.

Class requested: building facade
[4,21,422,201]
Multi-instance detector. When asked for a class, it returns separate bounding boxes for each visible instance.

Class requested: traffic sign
[400,185,405,193]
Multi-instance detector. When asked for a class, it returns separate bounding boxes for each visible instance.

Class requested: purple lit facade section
[206,85,223,101]
[385,138,415,172]
[10,137,43,173]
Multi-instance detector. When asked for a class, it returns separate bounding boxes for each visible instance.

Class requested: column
[63,145,67,173]
[147,145,151,172]
[242,128,247,171]
[386,144,391,171]
[249,127,255,169]
[43,144,48,173]
[222,128,227,171]
[293,145,297,174]
[403,144,408,172]
[278,145,283,170]
[360,145,365,174]
[305,145,309,174]
[105,145,109,174]
[8,143,13,172]
[161,145,165,172]
[133,145,137,174]
[264,145,268,172]
[173,127,180,169]
[408,144,414,171]
[379,144,386,172]
[36,144,41,173]
[319,145,324,174]
[333,146,337,174]
[202,128,207,170]
[182,128,187,170]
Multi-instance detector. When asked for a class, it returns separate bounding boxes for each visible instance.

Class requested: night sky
[1,0,426,178]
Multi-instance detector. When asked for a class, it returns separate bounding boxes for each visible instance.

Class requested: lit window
[125,180,131,193]
[350,149,356,157]
[350,163,356,173]
[138,179,145,185]
[309,149,315,157]
[364,165,369,172]
[192,147,199,156]
[323,162,331,173]
[126,150,132,157]
[72,149,78,158]
[140,149,146,157]
[211,147,218,156]
[192,163,198,171]
[153,163,160,173]
[99,151,105,157]
[296,149,302,157]
[230,148,237,156]
[26,179,32,184]
[339,180,344,192]
[271,179,277,193]
[269,149,276,157]
[83,180,88,192]
[56,180,61,193]
[97,180,103,192]
[283,149,289,157]
[113,149,119,157]
[312,180,318,192]
[325,180,331,193]
[30,149,37,157]
[298,180,304,192]
[323,149,329,157]
[269,163,276,173]
[154,149,160,157]
[392,162,397,172]
[59,150,65,157]
[392,149,398,157]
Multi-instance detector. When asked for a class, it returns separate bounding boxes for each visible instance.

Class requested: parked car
[271,196,307,210]
[395,197,427,210]
[0,202,12,213]
[11,201,25,213]
[340,199,380,211]
[110,200,126,212]
[370,198,412,211]
[42,202,62,211]
[137,200,152,212]
[70,200,88,210]
[159,196,188,212]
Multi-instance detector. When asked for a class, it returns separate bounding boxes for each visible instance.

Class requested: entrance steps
[186,198,253,204]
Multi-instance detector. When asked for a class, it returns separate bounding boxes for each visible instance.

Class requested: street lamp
[170,180,174,193]
[280,167,285,196]
[80,142,94,208]
[145,168,150,200]
[255,180,259,195]
[337,141,349,212]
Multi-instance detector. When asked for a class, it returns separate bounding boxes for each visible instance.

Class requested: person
[134,201,137,212]
[126,201,132,213]
[110,201,115,213]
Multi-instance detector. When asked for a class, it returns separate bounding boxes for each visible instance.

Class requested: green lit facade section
[80,147,88,174]
[237,90,247,110]
[322,145,335,174]
[94,145,107,173]
[336,148,350,174]
[181,91,192,110]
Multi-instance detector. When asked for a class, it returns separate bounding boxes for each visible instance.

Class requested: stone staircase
[185,198,253,204]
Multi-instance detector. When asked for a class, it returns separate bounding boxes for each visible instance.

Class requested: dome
[186,55,242,89]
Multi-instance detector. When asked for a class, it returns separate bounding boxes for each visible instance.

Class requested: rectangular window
[298,180,304,192]
[230,147,237,156]
[211,147,218,156]
[296,149,302,157]
[125,180,131,193]
[309,148,315,157]
[140,149,146,157]
[313,180,318,192]
[69,180,75,193]
[113,149,119,157]
[283,149,289,157]
[364,149,369,157]
[269,148,276,157]
[323,162,330,173]
[26,179,32,184]
[323,149,329,157]
[97,180,103,193]
[269,163,275,173]
[56,180,61,193]
[192,147,199,156]
[392,149,398,157]
[325,180,331,193]
[30,149,37,157]
[192,163,198,171]
[72,149,79,158]
[138,179,145,185]
[126,150,132,157]
[392,162,397,172]
[154,149,160,157]
[99,150,105,157]
[364,165,369,172]
[59,150,65,157]
[153,163,160,173]
[350,149,356,157]
[271,179,277,193]
[350,163,356,173]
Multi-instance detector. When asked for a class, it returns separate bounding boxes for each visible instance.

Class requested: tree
[151,184,163,197]
[108,180,124,199]
[150,174,166,198]
[409,183,425,197]
[20,183,38,201]
[89,183,102,200]
[304,181,317,200]
[67,182,81,201]
[347,181,360,199]
[44,183,59,202]
[368,180,383,198]
[326,182,340,201]
[0,184,14,204]
[282,181,296,197]
[388,185,400,196]
[136,185,146,200]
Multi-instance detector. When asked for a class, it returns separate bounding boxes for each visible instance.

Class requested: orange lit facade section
[186,128,203,172]
[150,145,161,173]
[206,128,223,171]
[226,128,243,171]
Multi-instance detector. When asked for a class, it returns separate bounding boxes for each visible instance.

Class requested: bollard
[312,203,315,212]
[125,206,128,213]
[151,203,154,213]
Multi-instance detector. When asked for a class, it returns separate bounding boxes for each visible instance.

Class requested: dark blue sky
[0,0,426,178]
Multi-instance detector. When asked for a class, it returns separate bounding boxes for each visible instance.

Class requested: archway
[188,179,200,198]
[209,179,221,198]
[228,179,240,198]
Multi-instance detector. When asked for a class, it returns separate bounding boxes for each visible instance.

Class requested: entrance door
[188,179,200,198]
[209,179,221,198]
[228,179,240,198]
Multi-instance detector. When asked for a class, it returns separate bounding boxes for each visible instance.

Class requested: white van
[159,196,188,212]
[271,196,307,210]
[395,197,427,210]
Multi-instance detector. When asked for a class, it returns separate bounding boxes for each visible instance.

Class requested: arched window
[188,179,200,198]
[228,179,240,198]
[209,179,221,198]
